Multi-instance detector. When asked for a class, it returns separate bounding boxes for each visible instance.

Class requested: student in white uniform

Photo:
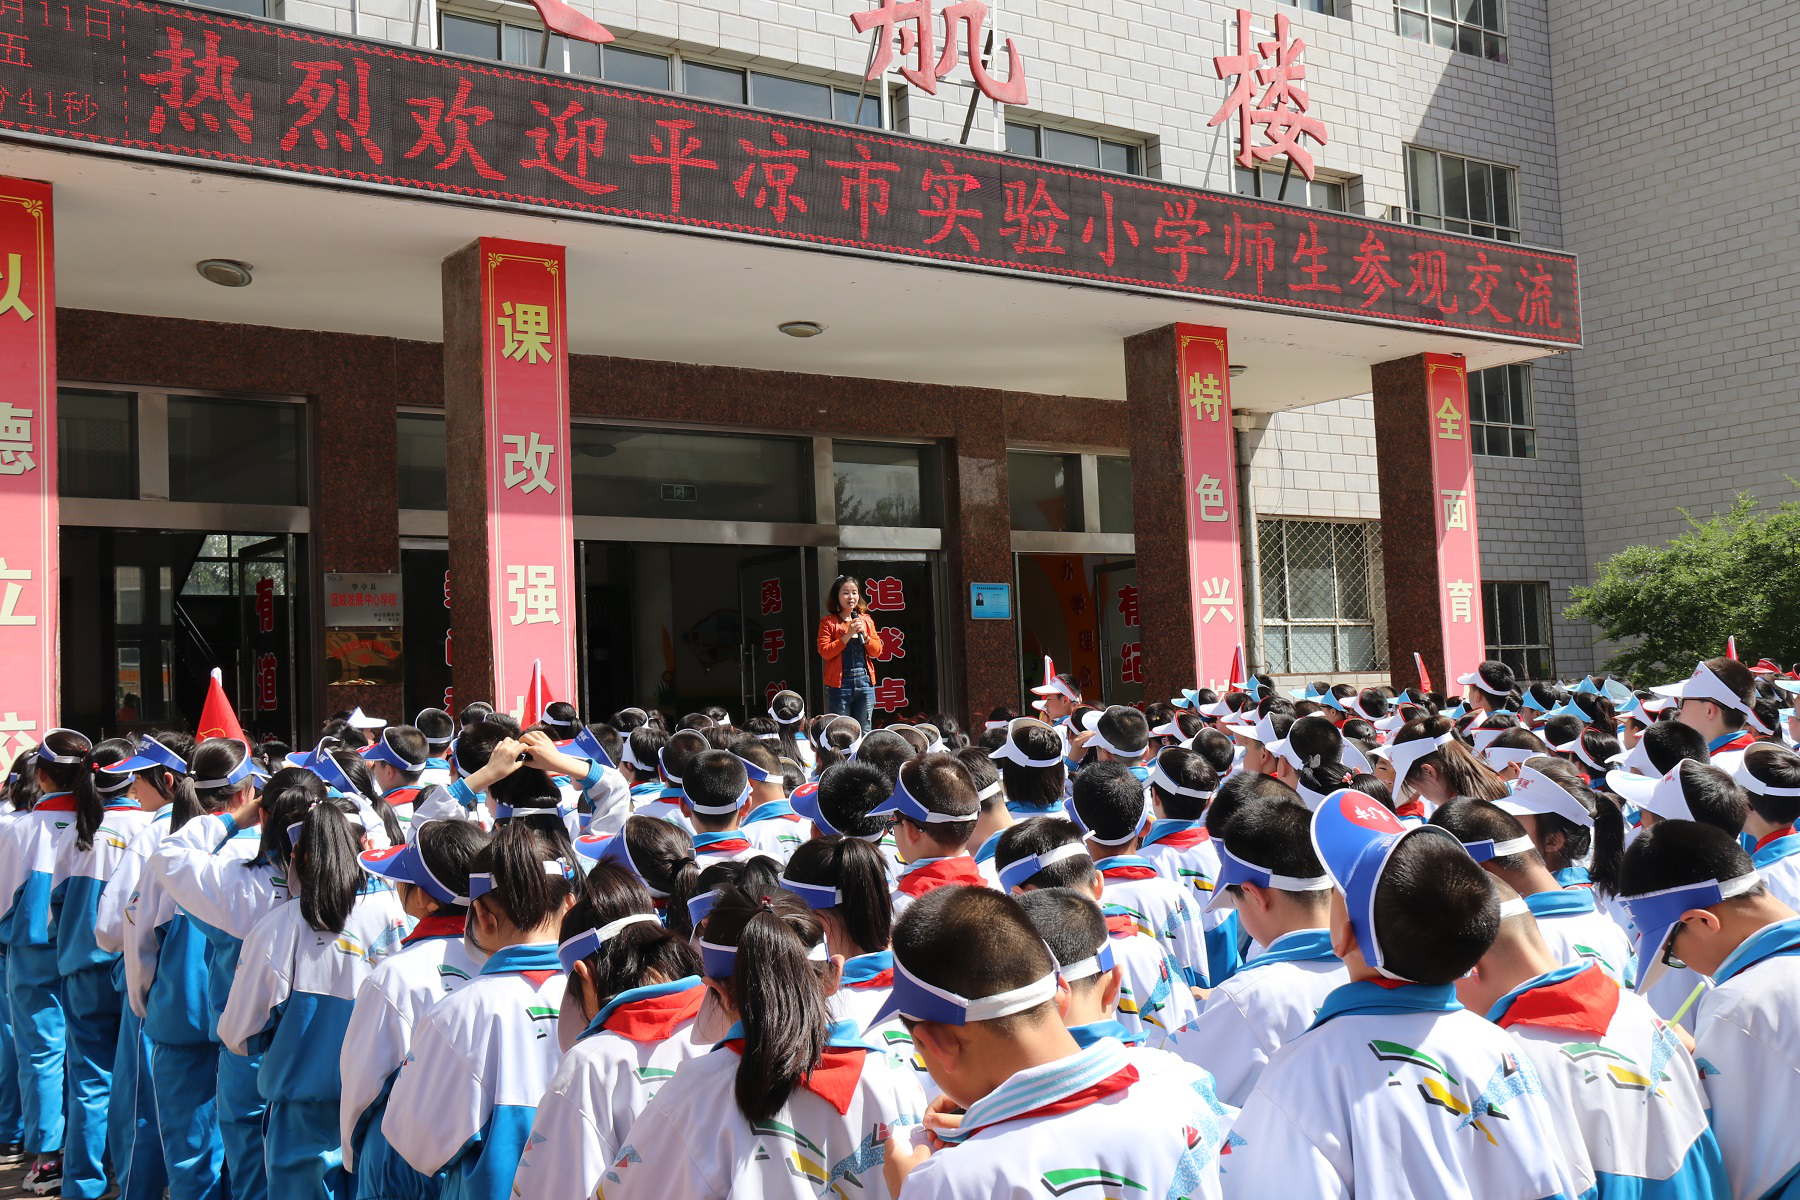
[766,690,813,775]
[874,757,988,916]
[1457,881,1727,1200]
[1733,743,1800,912]
[987,718,1068,818]
[994,818,1198,1045]
[1171,796,1346,1106]
[381,824,575,1200]
[361,727,438,832]
[510,867,706,1200]
[1066,762,1209,989]
[1494,758,1622,895]
[573,814,702,938]
[1620,821,1800,1200]
[678,751,764,868]
[516,728,631,839]
[734,742,805,863]
[338,819,487,1200]
[780,836,894,1031]
[1386,715,1514,822]
[410,709,457,792]
[1431,796,1635,985]
[1653,658,1760,761]
[639,729,709,832]
[1222,788,1578,1200]
[218,798,410,1200]
[879,885,1233,1200]
[790,762,901,882]
[602,885,927,1200]
[1137,747,1222,905]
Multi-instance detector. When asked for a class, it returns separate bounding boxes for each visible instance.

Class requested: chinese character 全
[1436,395,1463,440]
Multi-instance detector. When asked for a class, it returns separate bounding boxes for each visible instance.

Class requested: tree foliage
[1565,490,1800,684]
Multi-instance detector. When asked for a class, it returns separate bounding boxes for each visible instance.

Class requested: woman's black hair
[1391,716,1509,802]
[411,819,489,916]
[489,758,576,861]
[1525,756,1623,895]
[929,714,968,752]
[1570,693,1617,735]
[1286,715,1355,797]
[1347,773,1395,812]
[824,574,866,618]
[248,768,327,872]
[74,738,135,852]
[783,836,891,957]
[6,762,39,814]
[1524,681,1563,713]
[619,815,702,937]
[468,822,575,935]
[182,738,251,831]
[694,857,785,935]
[293,797,364,934]
[35,727,91,794]
[134,730,195,819]
[561,864,700,1018]
[702,886,832,1123]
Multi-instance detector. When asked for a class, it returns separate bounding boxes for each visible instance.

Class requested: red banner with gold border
[0,178,55,772]
[1175,324,1245,691]
[1425,353,1486,683]
[480,238,576,718]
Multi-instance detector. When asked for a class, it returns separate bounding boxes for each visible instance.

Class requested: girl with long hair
[780,836,895,1030]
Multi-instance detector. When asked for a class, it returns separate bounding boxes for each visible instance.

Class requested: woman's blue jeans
[828,667,876,730]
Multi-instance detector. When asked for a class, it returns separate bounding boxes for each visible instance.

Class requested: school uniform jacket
[1750,828,1800,914]
[741,801,806,863]
[600,1019,926,1200]
[898,1037,1234,1200]
[1095,855,1211,987]
[217,887,410,1105]
[382,942,569,1200]
[1691,919,1800,1200]
[1524,889,1636,988]
[56,802,158,976]
[691,832,764,870]
[511,977,711,1200]
[1106,916,1200,1047]
[1223,981,1580,1200]
[109,810,173,1014]
[0,793,78,952]
[1487,963,1725,1200]
[338,915,480,1179]
[829,952,894,1033]
[1171,928,1349,1107]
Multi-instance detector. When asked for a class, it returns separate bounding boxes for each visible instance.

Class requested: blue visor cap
[307,752,358,797]
[359,838,464,905]
[869,773,970,826]
[563,727,616,770]
[869,957,1060,1027]
[789,781,837,836]
[558,913,661,972]
[1311,788,1462,982]
[112,735,189,776]
[998,841,1089,893]
[364,733,425,774]
[700,934,828,979]
[1622,872,1762,995]
[574,832,668,898]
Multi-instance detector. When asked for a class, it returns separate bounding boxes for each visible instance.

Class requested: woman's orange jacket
[816,612,884,688]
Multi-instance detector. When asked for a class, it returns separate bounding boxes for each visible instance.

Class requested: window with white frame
[1405,147,1520,241]
[1484,581,1552,680]
[1233,166,1349,211]
[1395,0,1506,61]
[1469,364,1536,458]
[1005,122,1144,176]
[1257,519,1387,674]
[1280,0,1339,14]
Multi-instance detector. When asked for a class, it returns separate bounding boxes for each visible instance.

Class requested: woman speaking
[816,575,884,731]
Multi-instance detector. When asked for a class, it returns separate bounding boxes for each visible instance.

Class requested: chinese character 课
[496,303,553,365]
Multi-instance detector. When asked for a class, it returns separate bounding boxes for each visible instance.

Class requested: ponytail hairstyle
[1570,692,1617,735]
[701,886,832,1122]
[1565,728,1621,784]
[782,835,892,956]
[468,821,576,937]
[75,738,135,851]
[1523,755,1623,895]
[36,727,91,793]
[1391,716,1509,802]
[249,768,327,871]
[329,750,405,846]
[133,729,195,818]
[293,796,364,934]
[488,753,575,860]
[561,864,701,1019]
[695,855,786,923]
[182,737,252,831]
[610,707,651,734]
[6,759,40,813]
[1285,715,1355,798]
[619,816,701,937]
[767,690,807,764]
[411,819,489,918]
[541,701,582,739]
[811,716,861,777]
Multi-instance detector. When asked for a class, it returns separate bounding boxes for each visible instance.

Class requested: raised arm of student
[151,797,277,939]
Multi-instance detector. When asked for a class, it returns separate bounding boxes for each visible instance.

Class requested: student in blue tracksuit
[219,797,409,1200]
[56,739,162,1199]
[153,766,322,1200]
[0,727,93,1194]
[0,765,37,1161]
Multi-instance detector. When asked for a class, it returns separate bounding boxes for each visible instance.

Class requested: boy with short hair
[1170,797,1346,1106]
[1083,706,1152,778]
[793,760,902,880]
[1655,657,1760,761]
[731,740,803,862]
[1620,821,1800,1200]
[872,755,986,916]
[1222,789,1577,1200]
[1731,743,1800,912]
[639,727,702,832]
[364,725,435,828]
[677,750,760,867]
[879,887,1232,1200]
[1139,746,1240,982]
[1068,762,1209,988]
[412,707,457,787]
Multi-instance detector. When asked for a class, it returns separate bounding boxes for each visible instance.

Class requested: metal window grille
[1483,581,1554,681]
[1469,364,1537,459]
[1257,519,1387,674]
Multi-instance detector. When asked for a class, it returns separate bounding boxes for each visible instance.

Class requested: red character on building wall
[255,652,278,712]
[1116,585,1139,628]
[863,576,905,611]
[1209,8,1327,180]
[874,676,909,713]
[1120,641,1144,684]
[760,579,783,616]
[870,627,906,662]
[255,577,275,634]
[762,629,786,663]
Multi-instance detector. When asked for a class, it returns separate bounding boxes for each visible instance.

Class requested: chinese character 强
[502,432,557,492]
[141,27,254,144]
[1209,9,1327,181]
[0,402,33,475]
[506,565,559,626]
[850,0,1028,105]
[496,304,554,365]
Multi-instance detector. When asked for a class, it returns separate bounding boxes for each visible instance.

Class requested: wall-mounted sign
[970,582,1012,620]
[662,483,698,502]
[324,572,402,627]
[325,629,403,686]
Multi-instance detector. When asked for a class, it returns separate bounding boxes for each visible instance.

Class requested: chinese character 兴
[506,565,559,626]
[496,305,554,366]
[502,432,557,492]
[1199,576,1236,624]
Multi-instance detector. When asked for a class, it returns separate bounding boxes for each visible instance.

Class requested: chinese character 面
[1445,579,1474,623]
[496,303,554,365]
[761,629,785,663]
[0,401,33,475]
[1436,395,1463,440]
[1117,585,1139,628]
[506,565,559,626]
[629,119,720,216]
[1195,474,1230,524]
[1441,488,1469,532]
[1199,576,1235,624]
[864,576,906,611]
[1187,371,1224,422]
[0,558,32,626]
[850,0,1028,105]
[873,676,909,713]
[1120,642,1144,684]
[502,432,557,493]
[1209,9,1328,180]
[760,579,783,616]
[0,254,33,323]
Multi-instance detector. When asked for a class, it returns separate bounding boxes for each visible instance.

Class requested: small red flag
[1726,636,1739,661]
[522,0,612,45]
[1228,644,1246,691]
[522,659,554,725]
[196,667,249,746]
[1414,652,1434,694]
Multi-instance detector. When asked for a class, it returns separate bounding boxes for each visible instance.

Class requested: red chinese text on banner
[0,178,54,773]
[1425,354,1485,684]
[481,239,577,717]
[1175,325,1245,692]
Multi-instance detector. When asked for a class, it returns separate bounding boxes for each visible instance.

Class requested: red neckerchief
[966,1065,1140,1136]
[720,1040,870,1115]
[1100,862,1159,882]
[605,984,705,1043]
[897,856,986,897]
[1104,915,1137,939]
[386,785,424,806]
[1393,799,1427,821]
[1715,732,1757,754]
[1154,827,1210,851]
[1756,826,1796,852]
[697,836,752,855]
[34,794,77,812]
[1494,965,1620,1036]
[404,914,466,944]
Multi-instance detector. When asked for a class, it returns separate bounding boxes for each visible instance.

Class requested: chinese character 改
[1349,231,1399,311]
[630,119,719,216]
[864,576,905,611]
[0,558,32,626]
[282,59,382,163]
[1080,190,1139,269]
[1436,394,1463,440]
[140,27,254,144]
[1446,579,1474,623]
[1187,372,1224,423]
[850,0,1028,105]
[0,401,32,475]
[1441,488,1469,531]
[1209,9,1327,180]
[760,579,783,616]
[1120,642,1144,685]
[520,99,615,196]
[1151,199,1208,283]
[1223,213,1276,294]
[1117,585,1139,628]
[1195,473,1230,524]
[919,159,982,252]
[873,676,909,713]
[502,432,557,492]
[761,629,785,663]
[825,143,900,240]
[734,129,809,224]
[496,304,553,365]
[870,626,905,662]
[1199,576,1236,624]
[405,78,505,181]
[506,565,559,626]
[999,178,1068,255]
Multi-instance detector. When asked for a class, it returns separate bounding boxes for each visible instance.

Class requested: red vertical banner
[1425,353,1485,684]
[480,239,577,716]
[0,179,54,772]
[1174,324,1245,691]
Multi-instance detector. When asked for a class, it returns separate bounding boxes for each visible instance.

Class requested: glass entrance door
[737,550,808,720]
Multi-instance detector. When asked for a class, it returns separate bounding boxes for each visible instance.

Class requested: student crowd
[0,651,1796,1200]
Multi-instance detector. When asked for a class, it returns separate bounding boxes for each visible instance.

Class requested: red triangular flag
[522,659,554,725]
[1726,636,1739,661]
[1414,652,1434,694]
[523,0,612,44]
[1227,644,1246,691]
[196,667,249,746]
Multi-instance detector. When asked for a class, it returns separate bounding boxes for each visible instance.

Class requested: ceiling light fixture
[1228,363,1248,377]
[196,259,254,287]
[778,321,824,338]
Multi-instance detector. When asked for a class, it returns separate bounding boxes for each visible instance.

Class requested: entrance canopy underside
[9,140,1562,410]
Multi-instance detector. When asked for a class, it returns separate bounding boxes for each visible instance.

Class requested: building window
[1469,365,1535,458]
[168,396,308,507]
[206,0,266,15]
[397,412,447,510]
[1095,455,1134,535]
[1258,519,1387,674]
[1233,166,1348,211]
[58,389,137,500]
[1395,0,1506,61]
[569,425,812,522]
[683,61,885,128]
[1007,451,1084,532]
[1405,147,1519,241]
[1279,0,1339,13]
[833,441,941,528]
[1005,122,1143,175]
[438,15,674,90]
[1484,581,1552,680]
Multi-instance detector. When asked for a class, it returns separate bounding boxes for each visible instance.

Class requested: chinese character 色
[1195,474,1230,523]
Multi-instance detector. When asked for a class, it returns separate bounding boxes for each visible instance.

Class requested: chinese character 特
[0,401,33,475]
[520,100,616,197]
[761,629,785,663]
[1187,372,1224,423]
[864,576,905,610]
[496,304,553,365]
[1199,576,1236,624]
[1441,488,1469,532]
[282,59,382,163]
[506,565,559,626]
[1209,9,1327,180]
[140,27,254,144]
[0,253,33,323]
[1445,579,1474,623]
[824,143,901,240]
[850,0,1028,105]
[502,432,557,493]
[759,579,783,616]
[630,119,719,216]
[873,676,909,713]
[1195,473,1230,524]
[1120,642,1144,684]
[405,77,505,181]
[733,129,809,225]
[1116,585,1139,629]
[1435,394,1463,440]
[0,558,32,626]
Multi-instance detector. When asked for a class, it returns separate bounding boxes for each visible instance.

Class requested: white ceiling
[3,139,1562,409]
